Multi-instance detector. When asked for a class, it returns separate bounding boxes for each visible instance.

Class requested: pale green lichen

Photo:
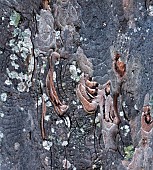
[8,25,33,93]
[10,10,20,27]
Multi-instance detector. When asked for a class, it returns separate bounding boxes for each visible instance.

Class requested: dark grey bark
[0,0,153,169]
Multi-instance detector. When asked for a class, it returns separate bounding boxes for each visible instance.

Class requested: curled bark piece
[85,79,99,89]
[76,84,98,114]
[78,83,91,101]
[41,96,46,140]
[141,106,153,132]
[86,86,98,96]
[46,52,69,116]
[113,92,121,125]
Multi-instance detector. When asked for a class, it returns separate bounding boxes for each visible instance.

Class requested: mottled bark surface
[0,0,153,169]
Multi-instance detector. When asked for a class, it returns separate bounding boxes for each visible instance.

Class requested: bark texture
[0,0,153,169]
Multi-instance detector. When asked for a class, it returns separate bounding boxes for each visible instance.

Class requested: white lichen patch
[5,79,12,85]
[72,100,77,105]
[55,31,61,39]
[1,93,7,102]
[10,54,18,60]
[0,112,4,118]
[11,61,19,69]
[65,117,71,128]
[80,128,84,133]
[43,140,52,151]
[20,107,24,111]
[149,5,153,16]
[44,115,51,121]
[120,111,124,116]
[92,164,97,169]
[37,97,42,106]
[62,141,68,146]
[69,64,81,82]
[56,119,63,125]
[43,93,49,101]
[17,82,26,92]
[23,128,26,132]
[46,101,52,107]
[62,159,71,169]
[95,116,100,123]
[51,128,55,133]
[0,131,4,141]
[7,69,19,79]
[14,142,20,151]
[134,104,138,110]
[44,156,49,166]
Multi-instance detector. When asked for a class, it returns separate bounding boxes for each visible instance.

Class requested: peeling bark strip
[46,52,69,116]
[41,96,46,140]
[112,52,126,124]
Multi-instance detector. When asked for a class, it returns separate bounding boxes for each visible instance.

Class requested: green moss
[124,145,134,160]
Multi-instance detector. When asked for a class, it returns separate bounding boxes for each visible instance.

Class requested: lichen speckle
[69,64,81,82]
[43,140,52,151]
[44,115,51,121]
[62,141,68,146]
[14,142,20,151]
[46,101,52,107]
[1,93,7,102]
[10,54,18,60]
[56,120,63,125]
[11,61,19,70]
[17,82,26,92]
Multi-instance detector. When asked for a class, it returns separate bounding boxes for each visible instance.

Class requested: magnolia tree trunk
[0,0,153,169]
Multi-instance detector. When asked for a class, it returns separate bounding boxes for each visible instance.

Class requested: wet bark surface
[0,0,153,169]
